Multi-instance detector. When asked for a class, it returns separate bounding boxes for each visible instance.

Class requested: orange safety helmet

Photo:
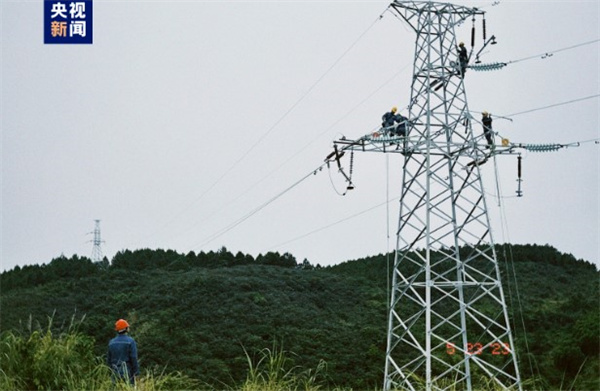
[115,319,130,332]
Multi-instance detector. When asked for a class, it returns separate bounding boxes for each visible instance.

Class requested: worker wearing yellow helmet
[107,319,140,385]
[381,106,409,137]
[382,106,399,128]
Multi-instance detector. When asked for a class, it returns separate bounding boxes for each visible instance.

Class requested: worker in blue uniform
[394,112,408,137]
[107,319,139,385]
[482,111,494,148]
[458,42,468,78]
[381,106,408,137]
[382,106,399,129]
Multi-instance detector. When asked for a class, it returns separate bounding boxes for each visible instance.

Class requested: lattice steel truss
[90,219,104,263]
[330,1,521,390]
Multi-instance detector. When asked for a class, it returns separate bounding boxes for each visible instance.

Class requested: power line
[200,10,384,192]
[132,10,385,247]
[266,194,401,252]
[173,66,408,245]
[178,63,408,251]
[508,38,600,64]
[495,185,540,381]
[193,163,327,250]
[471,38,599,72]
[505,94,600,117]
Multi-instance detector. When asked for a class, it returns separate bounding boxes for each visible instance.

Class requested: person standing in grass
[107,318,139,385]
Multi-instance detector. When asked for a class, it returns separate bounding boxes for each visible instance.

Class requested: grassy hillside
[1,245,598,390]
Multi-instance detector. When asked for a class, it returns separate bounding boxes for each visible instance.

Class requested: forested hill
[1,245,598,390]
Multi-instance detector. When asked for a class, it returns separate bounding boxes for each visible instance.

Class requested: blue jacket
[458,46,468,62]
[395,114,408,129]
[107,334,139,383]
[382,111,396,127]
[482,116,493,133]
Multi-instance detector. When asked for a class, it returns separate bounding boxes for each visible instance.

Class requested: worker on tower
[482,111,494,148]
[107,319,140,385]
[382,106,398,129]
[394,111,409,137]
[457,42,468,78]
[381,106,408,137]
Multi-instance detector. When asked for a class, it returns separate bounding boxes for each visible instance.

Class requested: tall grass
[0,314,98,390]
[0,316,200,391]
[239,343,330,391]
[1,324,331,391]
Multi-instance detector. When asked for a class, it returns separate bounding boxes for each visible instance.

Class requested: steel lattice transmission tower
[328,1,521,390]
[90,219,105,263]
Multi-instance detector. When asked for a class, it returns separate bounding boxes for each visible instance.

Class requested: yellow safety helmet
[482,111,489,116]
[459,42,465,47]
[391,106,398,113]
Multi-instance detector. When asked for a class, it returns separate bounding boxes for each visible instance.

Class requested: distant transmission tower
[90,219,105,263]
[327,1,521,390]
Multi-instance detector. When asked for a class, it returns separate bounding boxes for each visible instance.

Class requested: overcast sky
[2,0,598,272]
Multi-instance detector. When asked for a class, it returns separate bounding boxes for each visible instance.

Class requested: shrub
[0,316,201,391]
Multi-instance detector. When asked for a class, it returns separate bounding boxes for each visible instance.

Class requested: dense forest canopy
[1,244,598,390]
